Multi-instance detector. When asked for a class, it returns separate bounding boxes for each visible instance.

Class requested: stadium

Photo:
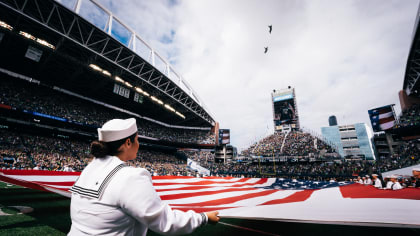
[0,0,419,235]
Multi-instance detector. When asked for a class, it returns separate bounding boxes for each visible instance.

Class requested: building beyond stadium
[321,123,374,160]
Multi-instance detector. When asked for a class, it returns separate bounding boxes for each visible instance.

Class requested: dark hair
[90,132,137,158]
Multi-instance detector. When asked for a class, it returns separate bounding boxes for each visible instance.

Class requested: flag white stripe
[42,184,72,189]
[379,121,394,130]
[2,175,78,182]
[163,189,265,205]
[378,112,393,119]
[158,186,255,196]
[206,190,300,208]
[153,179,273,190]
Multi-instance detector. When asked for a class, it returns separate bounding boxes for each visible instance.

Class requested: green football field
[1,181,419,236]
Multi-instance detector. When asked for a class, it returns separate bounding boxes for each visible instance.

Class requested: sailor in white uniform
[385,176,393,189]
[371,174,382,188]
[364,175,372,185]
[68,118,219,235]
[390,175,402,190]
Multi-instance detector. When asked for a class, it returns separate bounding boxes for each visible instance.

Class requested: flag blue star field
[259,178,351,190]
[1,170,420,227]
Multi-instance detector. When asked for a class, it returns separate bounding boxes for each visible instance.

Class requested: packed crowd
[241,131,337,157]
[375,139,420,173]
[394,103,420,128]
[128,150,194,176]
[180,137,420,179]
[0,129,196,175]
[180,149,376,178]
[0,130,90,171]
[0,77,215,144]
[1,128,419,181]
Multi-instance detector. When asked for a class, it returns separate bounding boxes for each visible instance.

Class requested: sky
[89,0,419,151]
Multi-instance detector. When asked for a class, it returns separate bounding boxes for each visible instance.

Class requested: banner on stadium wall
[187,159,211,176]
[1,170,420,227]
[218,129,230,145]
[368,105,396,132]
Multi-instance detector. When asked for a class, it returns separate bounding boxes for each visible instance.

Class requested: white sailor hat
[372,174,378,177]
[365,175,370,177]
[98,118,137,142]
[412,167,420,171]
[390,175,398,179]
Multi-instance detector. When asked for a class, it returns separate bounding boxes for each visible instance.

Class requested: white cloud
[98,0,419,151]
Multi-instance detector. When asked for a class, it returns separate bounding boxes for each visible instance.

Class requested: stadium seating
[1,128,419,180]
[0,76,215,144]
[241,131,337,157]
[394,104,420,128]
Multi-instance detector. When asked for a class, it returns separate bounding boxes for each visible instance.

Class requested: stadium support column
[385,133,395,154]
[223,145,226,164]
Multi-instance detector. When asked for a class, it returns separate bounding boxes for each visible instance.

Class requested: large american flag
[1,169,419,227]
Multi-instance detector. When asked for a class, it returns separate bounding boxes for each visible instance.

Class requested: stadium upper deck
[403,6,420,98]
[0,0,215,128]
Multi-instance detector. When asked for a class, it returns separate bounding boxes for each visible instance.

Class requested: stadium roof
[403,5,420,97]
[0,0,215,128]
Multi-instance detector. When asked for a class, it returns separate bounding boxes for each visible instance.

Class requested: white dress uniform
[373,178,382,188]
[364,178,372,185]
[69,155,206,236]
[392,181,402,190]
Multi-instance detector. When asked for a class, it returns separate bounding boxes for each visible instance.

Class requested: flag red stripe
[32,181,75,186]
[0,174,48,192]
[154,178,264,186]
[260,189,316,205]
[152,176,236,180]
[43,186,71,191]
[340,184,420,200]
[160,187,260,200]
[378,107,392,114]
[380,116,395,124]
[156,186,214,192]
[231,178,268,187]
[152,176,195,180]
[171,189,278,207]
[1,170,81,176]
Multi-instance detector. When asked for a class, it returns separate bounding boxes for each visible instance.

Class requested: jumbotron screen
[273,91,296,127]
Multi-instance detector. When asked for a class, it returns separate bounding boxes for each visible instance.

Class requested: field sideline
[1,181,419,236]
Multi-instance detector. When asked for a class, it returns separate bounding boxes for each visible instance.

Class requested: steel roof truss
[139,68,153,78]
[146,69,155,81]
[0,0,214,125]
[33,0,45,23]
[118,54,134,64]
[149,75,162,84]
[102,45,121,57]
[100,38,110,54]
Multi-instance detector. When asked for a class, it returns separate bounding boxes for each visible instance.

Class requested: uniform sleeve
[117,169,206,235]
